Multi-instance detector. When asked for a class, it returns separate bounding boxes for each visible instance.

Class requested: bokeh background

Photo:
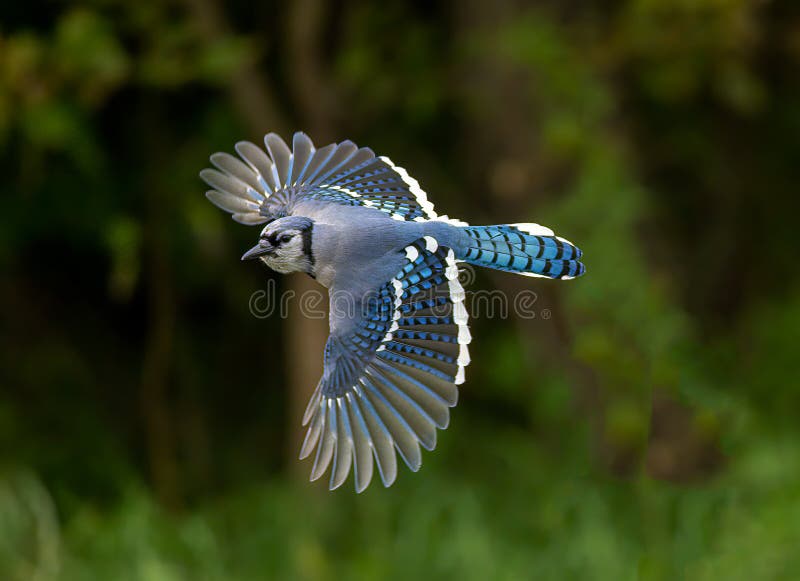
[2,0,800,579]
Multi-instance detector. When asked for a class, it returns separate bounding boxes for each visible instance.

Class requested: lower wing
[300,236,471,492]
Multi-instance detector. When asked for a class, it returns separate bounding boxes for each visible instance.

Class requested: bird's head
[241,216,315,274]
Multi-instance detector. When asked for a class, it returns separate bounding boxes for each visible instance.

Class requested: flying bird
[201,132,585,492]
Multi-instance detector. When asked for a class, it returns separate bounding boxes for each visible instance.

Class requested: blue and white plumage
[201,132,585,492]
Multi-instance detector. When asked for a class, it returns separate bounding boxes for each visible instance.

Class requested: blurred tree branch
[287,0,339,137]
[181,0,286,134]
[181,0,334,481]
[140,103,180,509]
[284,0,336,478]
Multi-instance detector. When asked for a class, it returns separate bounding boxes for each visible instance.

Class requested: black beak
[241,242,273,261]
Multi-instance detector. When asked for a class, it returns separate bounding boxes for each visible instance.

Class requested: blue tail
[458,224,585,279]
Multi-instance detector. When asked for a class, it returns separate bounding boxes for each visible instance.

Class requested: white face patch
[259,228,313,274]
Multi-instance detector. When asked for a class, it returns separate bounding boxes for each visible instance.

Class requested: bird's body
[268,200,457,287]
[202,132,585,491]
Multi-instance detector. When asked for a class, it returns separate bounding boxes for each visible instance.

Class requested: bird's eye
[279,234,293,244]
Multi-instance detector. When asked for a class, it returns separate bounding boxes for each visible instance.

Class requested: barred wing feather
[201,132,439,224]
[300,236,470,492]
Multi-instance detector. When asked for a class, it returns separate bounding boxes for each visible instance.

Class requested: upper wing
[300,236,471,492]
[200,132,440,224]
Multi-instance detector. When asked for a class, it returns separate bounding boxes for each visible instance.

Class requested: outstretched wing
[200,132,439,225]
[300,236,471,492]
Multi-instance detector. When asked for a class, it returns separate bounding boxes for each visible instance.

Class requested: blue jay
[201,132,585,492]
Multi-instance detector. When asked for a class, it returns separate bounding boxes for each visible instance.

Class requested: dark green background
[2,1,799,579]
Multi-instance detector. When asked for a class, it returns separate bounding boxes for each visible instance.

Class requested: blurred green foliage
[2,0,799,579]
